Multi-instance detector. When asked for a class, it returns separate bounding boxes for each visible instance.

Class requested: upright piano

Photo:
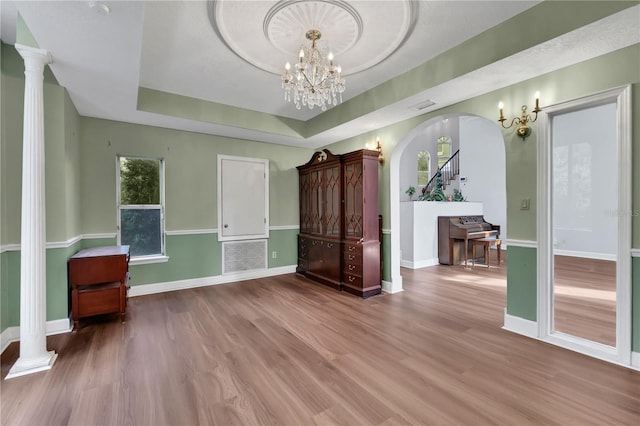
[438,216,500,265]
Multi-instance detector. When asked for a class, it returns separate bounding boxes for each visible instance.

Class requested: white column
[6,44,57,379]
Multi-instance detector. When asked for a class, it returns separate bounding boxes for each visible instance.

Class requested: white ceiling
[1,1,639,148]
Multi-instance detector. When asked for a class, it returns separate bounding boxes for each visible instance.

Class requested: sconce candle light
[498,91,542,140]
[375,138,385,165]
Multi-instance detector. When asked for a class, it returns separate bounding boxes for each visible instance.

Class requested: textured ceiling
[1,1,639,148]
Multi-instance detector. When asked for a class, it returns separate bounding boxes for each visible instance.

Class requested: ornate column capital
[14,43,53,69]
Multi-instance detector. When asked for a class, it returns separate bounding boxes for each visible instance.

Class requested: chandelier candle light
[282,29,346,111]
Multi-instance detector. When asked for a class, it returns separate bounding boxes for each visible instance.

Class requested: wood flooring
[2,256,639,425]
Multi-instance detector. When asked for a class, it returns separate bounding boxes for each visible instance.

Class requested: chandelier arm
[300,72,316,91]
[300,72,332,94]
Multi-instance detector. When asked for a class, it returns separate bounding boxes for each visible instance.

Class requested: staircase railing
[422,149,460,196]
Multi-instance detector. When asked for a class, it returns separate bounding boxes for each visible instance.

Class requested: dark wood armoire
[296,149,381,298]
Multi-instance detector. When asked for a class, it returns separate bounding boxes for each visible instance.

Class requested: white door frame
[536,85,632,366]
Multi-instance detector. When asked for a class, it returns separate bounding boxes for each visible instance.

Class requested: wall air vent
[411,99,436,111]
[222,239,267,274]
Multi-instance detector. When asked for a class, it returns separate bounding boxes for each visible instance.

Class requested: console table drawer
[76,282,122,317]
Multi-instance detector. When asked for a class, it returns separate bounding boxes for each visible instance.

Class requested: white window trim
[116,155,166,259]
[129,255,170,266]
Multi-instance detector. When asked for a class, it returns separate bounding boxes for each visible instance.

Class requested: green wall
[0,244,80,326]
[79,118,309,234]
[268,229,298,269]
[1,42,71,245]
[506,247,537,321]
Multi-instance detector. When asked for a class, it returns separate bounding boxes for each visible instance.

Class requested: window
[417,151,430,185]
[437,136,452,168]
[117,156,164,258]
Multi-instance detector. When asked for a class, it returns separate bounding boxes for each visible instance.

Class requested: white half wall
[401,201,483,268]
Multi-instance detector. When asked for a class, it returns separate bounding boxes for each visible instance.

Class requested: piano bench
[471,238,502,268]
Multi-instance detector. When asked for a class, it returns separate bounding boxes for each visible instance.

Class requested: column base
[382,275,403,294]
[5,350,57,379]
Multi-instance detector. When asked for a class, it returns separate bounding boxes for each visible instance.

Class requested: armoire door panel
[299,173,311,234]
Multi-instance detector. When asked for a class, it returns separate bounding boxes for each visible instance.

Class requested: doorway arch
[388,113,506,292]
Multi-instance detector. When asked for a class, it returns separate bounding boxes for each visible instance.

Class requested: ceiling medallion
[210,0,416,108]
[263,0,362,61]
[281,28,346,111]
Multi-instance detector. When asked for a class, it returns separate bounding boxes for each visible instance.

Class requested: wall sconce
[375,138,384,165]
[498,91,542,140]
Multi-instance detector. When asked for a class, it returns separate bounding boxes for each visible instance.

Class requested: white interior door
[218,155,269,241]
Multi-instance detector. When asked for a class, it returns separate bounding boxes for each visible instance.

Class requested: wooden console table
[68,245,130,330]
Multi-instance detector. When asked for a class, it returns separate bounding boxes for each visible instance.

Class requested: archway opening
[388,113,506,292]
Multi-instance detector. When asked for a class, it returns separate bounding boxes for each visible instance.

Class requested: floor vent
[222,239,267,274]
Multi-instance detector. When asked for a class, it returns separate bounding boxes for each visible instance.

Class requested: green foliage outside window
[120,210,162,256]
[119,157,162,256]
[120,158,160,205]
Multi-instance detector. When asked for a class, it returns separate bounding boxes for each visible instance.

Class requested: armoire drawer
[343,273,362,289]
[343,242,362,255]
[343,251,362,265]
[344,262,362,275]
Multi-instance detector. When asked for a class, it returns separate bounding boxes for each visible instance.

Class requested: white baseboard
[0,327,19,354]
[129,265,297,297]
[503,309,640,371]
[382,278,403,294]
[1,317,72,355]
[554,249,616,261]
[502,309,538,338]
[400,258,439,269]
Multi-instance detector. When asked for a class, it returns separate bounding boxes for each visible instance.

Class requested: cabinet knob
[224,224,229,228]
[348,254,355,260]
[348,276,355,282]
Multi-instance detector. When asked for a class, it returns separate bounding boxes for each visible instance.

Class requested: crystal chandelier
[281,29,346,111]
